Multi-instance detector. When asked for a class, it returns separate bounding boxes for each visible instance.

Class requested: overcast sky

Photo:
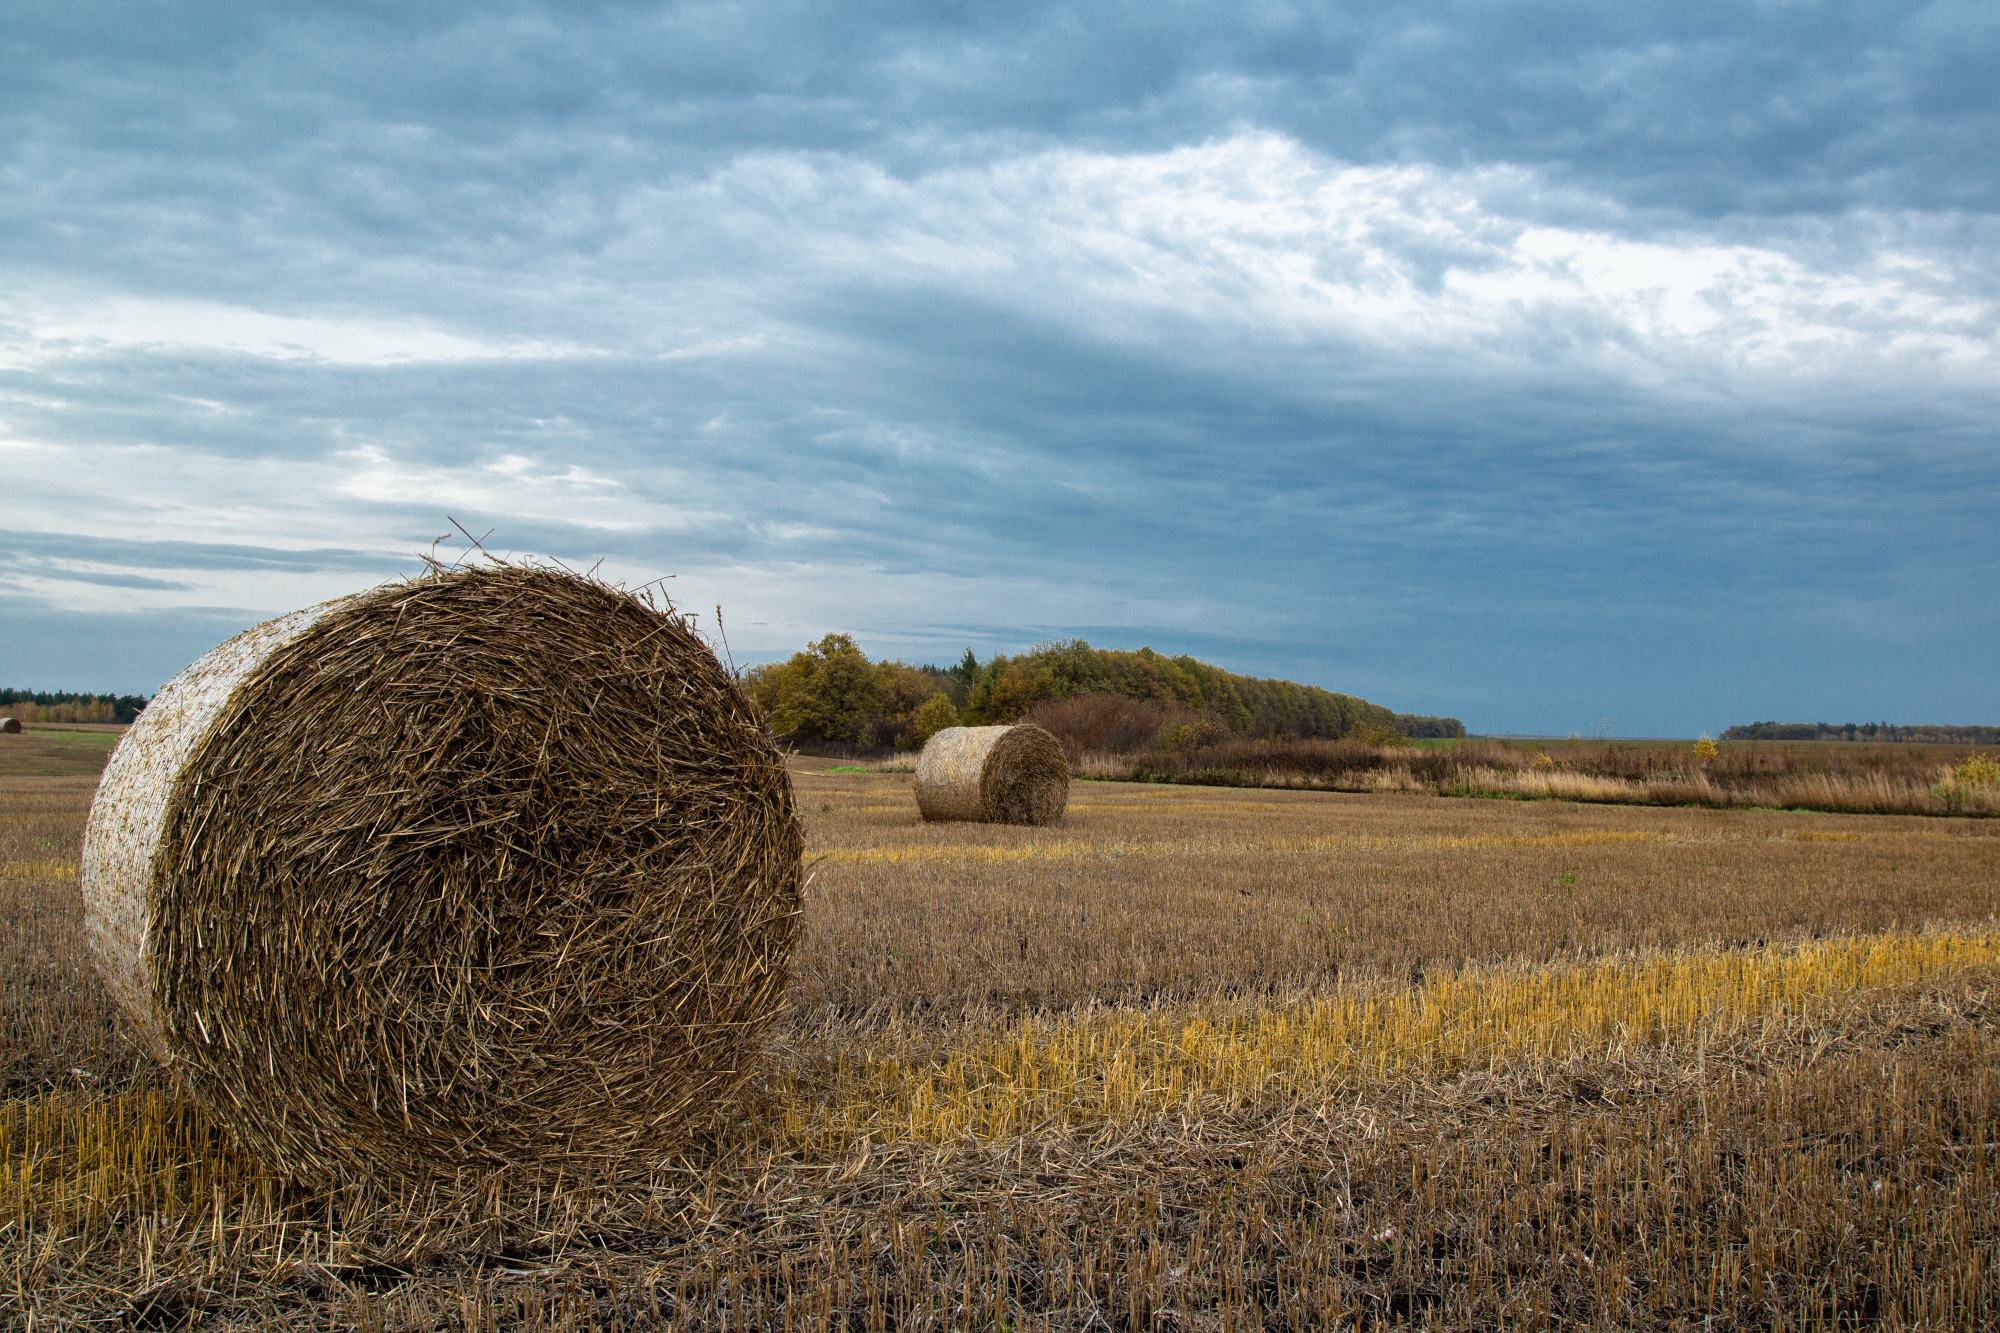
[4,2,1995,735]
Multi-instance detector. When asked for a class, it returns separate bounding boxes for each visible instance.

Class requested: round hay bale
[79,565,801,1188]
[0,717,20,734]
[913,724,1069,825]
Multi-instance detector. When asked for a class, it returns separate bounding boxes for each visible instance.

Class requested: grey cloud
[6,3,1995,318]
[9,279,1993,620]
[7,322,1993,733]
[0,566,194,591]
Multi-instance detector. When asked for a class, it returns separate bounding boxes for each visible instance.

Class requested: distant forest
[746,635,1460,752]
[1723,721,2000,745]
[1394,713,1467,739]
[0,689,149,724]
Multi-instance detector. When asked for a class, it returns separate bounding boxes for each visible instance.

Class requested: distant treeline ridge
[1394,713,1467,739]
[1723,721,2000,745]
[0,689,150,724]
[747,635,1459,751]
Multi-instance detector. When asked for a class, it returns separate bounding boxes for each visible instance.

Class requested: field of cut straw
[5,734,2000,1329]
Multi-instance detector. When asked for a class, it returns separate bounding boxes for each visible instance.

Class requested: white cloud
[1,296,603,368]
[334,445,732,536]
[11,134,1991,402]
[663,133,1997,386]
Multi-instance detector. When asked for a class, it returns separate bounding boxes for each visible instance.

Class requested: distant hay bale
[914,724,1069,825]
[79,564,802,1189]
[0,717,19,734]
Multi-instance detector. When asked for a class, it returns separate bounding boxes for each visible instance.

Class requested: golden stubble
[6,757,2000,1327]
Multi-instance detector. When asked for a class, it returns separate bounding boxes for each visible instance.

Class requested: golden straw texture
[79,565,802,1189]
[914,724,1069,825]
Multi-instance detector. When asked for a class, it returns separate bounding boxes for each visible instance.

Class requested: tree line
[745,635,1452,752]
[1393,713,1466,739]
[0,689,150,724]
[1723,720,2000,745]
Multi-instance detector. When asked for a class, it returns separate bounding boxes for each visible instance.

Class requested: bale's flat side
[981,723,1070,826]
[915,726,1011,822]
[78,602,340,1060]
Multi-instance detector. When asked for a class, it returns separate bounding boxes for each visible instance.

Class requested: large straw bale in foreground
[0,717,19,734]
[914,724,1069,825]
[80,565,801,1188]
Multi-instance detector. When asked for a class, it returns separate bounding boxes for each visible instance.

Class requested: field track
[3,737,1998,1328]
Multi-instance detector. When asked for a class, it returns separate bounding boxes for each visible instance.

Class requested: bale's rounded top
[81,563,802,1189]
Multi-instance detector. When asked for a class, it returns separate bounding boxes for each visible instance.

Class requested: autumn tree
[746,634,951,749]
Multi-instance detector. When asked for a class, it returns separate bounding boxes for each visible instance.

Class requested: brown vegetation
[5,747,2000,1327]
[1047,733,2000,818]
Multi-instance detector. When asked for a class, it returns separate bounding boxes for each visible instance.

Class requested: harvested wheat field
[5,741,2000,1329]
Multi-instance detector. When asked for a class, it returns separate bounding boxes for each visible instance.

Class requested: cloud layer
[4,2,1995,734]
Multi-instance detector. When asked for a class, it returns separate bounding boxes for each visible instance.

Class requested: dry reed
[1068,734,2000,817]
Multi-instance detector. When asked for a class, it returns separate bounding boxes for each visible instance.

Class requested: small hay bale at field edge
[915,723,1069,825]
[0,717,20,733]
[78,563,803,1190]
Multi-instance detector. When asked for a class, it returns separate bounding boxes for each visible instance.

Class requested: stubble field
[5,738,2000,1329]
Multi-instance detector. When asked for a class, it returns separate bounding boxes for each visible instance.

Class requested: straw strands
[78,564,802,1189]
[913,724,1069,825]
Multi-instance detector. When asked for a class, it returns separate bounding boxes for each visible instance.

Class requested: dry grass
[1067,735,2000,818]
[4,753,2000,1327]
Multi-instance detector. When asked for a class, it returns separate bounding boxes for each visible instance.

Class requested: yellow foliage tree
[909,694,959,747]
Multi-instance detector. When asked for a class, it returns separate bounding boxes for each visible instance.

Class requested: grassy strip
[766,929,2000,1151]
[0,860,80,880]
